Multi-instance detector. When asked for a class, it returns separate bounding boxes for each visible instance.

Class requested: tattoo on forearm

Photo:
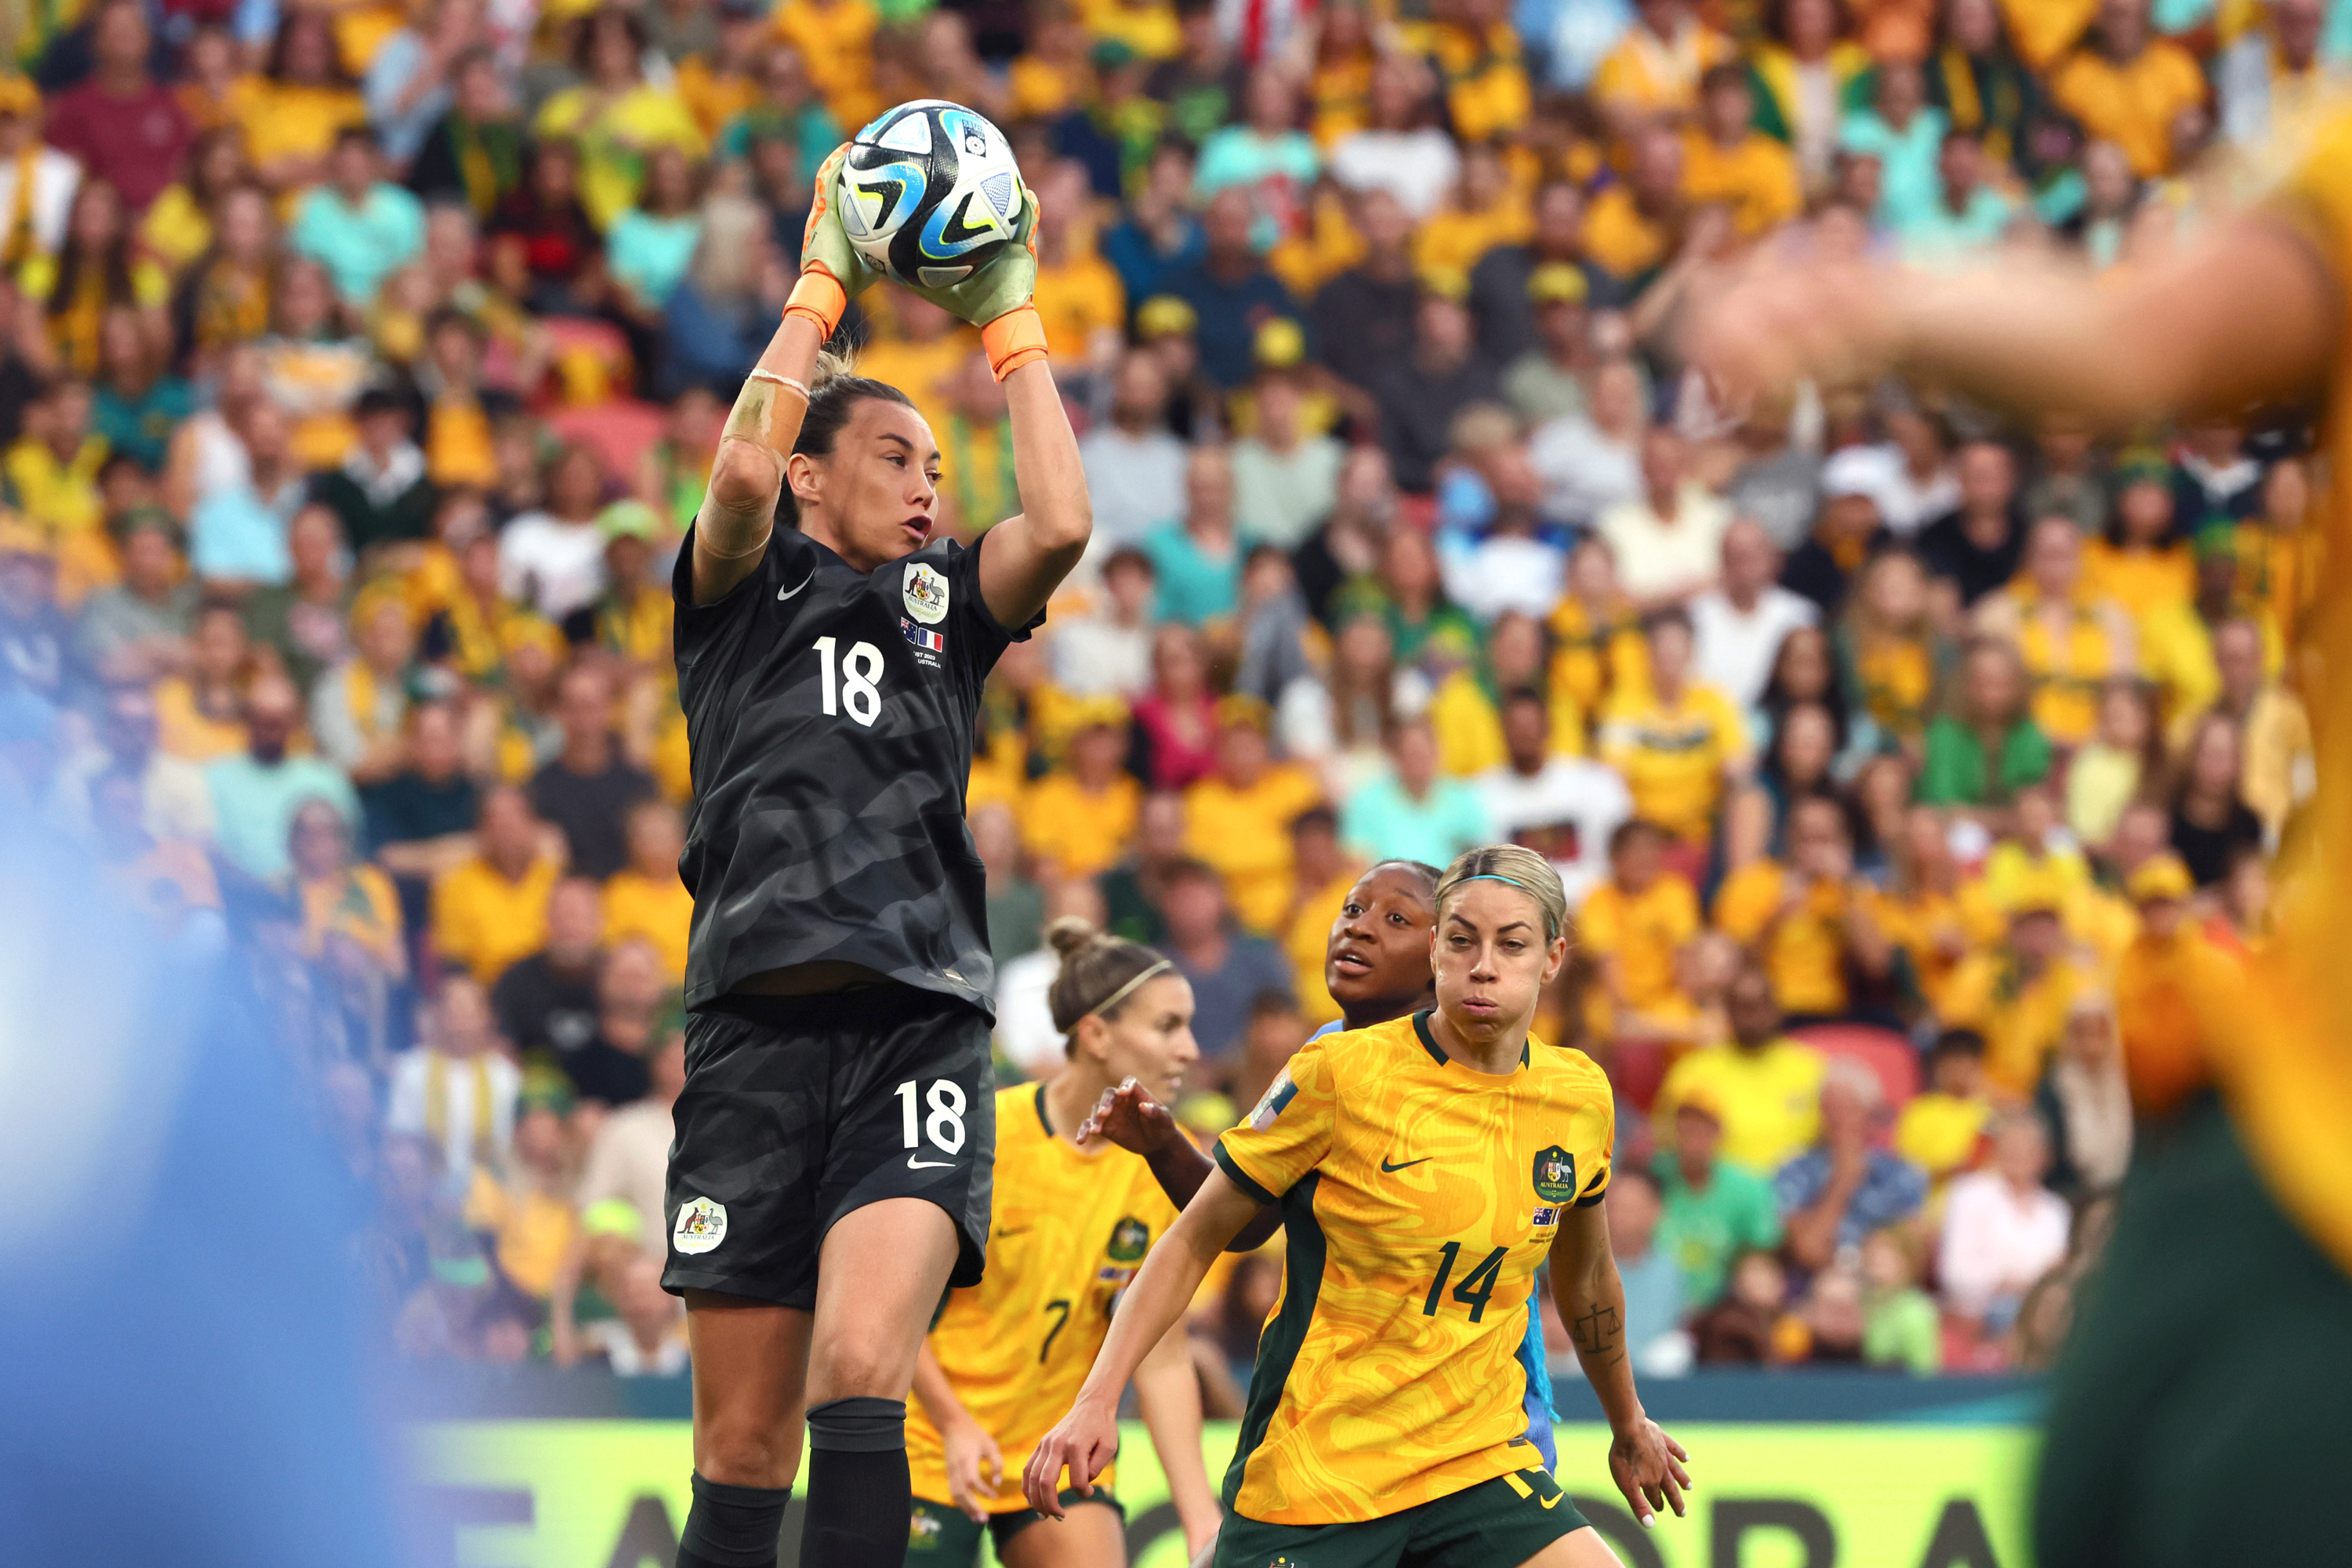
[1571,1301,1625,1366]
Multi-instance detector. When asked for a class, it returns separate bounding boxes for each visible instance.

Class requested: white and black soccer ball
[835,100,1023,289]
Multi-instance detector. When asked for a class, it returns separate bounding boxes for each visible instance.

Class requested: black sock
[677,1472,790,1568]
[799,1396,909,1568]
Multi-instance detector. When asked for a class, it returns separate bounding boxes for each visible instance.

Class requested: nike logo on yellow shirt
[1380,1155,1432,1172]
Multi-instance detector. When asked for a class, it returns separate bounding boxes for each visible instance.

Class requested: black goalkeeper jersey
[671,524,1039,1016]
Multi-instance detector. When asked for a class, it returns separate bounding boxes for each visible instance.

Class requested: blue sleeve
[1773,1152,1821,1217]
[1518,1299,1558,1469]
[1887,1156,1929,1221]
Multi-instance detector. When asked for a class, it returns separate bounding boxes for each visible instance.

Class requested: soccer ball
[835,100,1023,289]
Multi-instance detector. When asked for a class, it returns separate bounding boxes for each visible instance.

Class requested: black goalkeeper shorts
[662,984,996,1310]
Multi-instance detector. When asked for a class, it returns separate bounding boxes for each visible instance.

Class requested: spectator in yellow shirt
[1029,165,1127,390]
[2180,615,2312,839]
[1547,535,1651,717]
[291,795,408,987]
[2048,0,2209,176]
[463,1087,583,1301]
[1592,0,1737,136]
[1714,795,1893,1022]
[1653,961,1830,1175]
[772,0,884,125]
[1893,1027,1994,1192]
[1580,123,1686,289]
[1876,804,1973,1017]
[1020,700,1143,882]
[1682,64,1803,240]
[1413,143,1534,280]
[431,782,563,984]
[152,601,253,764]
[1998,0,2097,71]
[1181,696,1324,935]
[5,379,110,537]
[1580,818,1701,1038]
[602,798,692,984]
[240,11,370,194]
[1599,606,1751,849]
[1938,871,2092,1100]
[2084,455,2193,626]
[852,292,981,463]
[532,9,709,230]
[2114,852,2238,1118]
[1402,0,1531,143]
[1975,516,2135,749]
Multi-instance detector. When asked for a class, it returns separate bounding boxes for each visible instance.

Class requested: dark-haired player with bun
[906,919,1221,1566]
[662,143,1087,1568]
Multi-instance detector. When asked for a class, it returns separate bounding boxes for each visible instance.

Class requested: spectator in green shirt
[1338,717,1492,867]
[1652,1092,1786,1309]
[1918,636,2053,807]
[1860,1226,1944,1375]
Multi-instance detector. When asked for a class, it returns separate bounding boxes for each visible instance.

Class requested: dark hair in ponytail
[780,348,914,528]
[1044,917,1173,1039]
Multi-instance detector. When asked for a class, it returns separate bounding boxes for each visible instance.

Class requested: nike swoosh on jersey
[777,571,814,601]
[1539,1494,1562,1510]
[907,1156,956,1170]
[1379,1156,1432,1172]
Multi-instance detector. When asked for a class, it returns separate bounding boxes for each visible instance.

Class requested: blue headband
[1461,873,1533,892]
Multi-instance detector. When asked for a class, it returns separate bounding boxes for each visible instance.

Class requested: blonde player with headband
[905,919,1222,1566]
[1025,846,1691,1568]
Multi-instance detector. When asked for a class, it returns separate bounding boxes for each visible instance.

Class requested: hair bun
[1045,916,1105,958]
[809,347,856,389]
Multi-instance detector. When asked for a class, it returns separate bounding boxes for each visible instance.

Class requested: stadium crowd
[0,0,2324,1385]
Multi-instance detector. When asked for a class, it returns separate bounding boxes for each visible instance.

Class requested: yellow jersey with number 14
[1212,1012,1614,1525]
[907,1083,1181,1515]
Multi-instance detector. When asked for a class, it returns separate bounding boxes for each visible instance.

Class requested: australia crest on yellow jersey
[1098,1214,1153,1285]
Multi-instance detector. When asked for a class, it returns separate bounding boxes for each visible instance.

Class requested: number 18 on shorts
[661,987,999,1311]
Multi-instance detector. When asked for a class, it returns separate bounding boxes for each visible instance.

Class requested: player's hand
[1022,1395,1118,1516]
[800,143,880,301]
[941,1419,1003,1523]
[1683,250,1901,407]
[1078,1076,1180,1155]
[1608,1417,1692,1526]
[904,179,1038,328]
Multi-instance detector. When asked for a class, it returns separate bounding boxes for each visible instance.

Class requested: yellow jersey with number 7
[1212,1012,1615,1525]
[907,1083,1181,1515]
